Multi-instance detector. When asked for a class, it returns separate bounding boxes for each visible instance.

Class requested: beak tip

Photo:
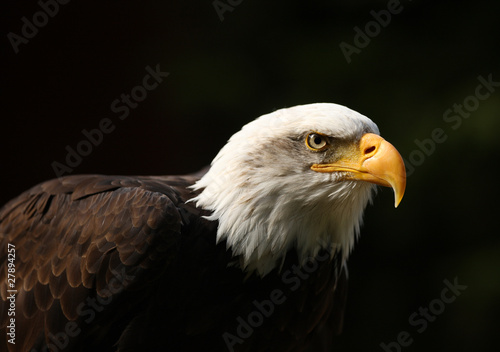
[393,189,405,208]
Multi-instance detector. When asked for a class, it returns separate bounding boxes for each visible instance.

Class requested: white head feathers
[191,103,380,275]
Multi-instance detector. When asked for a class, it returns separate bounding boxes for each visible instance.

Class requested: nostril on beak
[364,145,376,155]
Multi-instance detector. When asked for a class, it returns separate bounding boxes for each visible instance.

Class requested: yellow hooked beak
[311,133,406,207]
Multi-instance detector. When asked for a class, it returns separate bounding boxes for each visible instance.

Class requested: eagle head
[192,103,406,275]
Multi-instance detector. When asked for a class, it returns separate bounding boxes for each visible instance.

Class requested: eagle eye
[306,133,328,151]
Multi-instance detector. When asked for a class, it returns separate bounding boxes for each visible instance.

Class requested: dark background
[2,0,499,351]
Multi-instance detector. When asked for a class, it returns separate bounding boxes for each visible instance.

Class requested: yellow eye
[306,133,328,151]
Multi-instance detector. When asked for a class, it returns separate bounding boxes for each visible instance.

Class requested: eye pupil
[314,136,322,145]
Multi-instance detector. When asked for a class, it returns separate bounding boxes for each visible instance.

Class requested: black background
[2,0,499,351]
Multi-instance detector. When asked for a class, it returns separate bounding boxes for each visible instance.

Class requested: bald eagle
[0,103,405,352]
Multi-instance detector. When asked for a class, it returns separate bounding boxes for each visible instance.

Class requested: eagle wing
[0,174,200,351]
